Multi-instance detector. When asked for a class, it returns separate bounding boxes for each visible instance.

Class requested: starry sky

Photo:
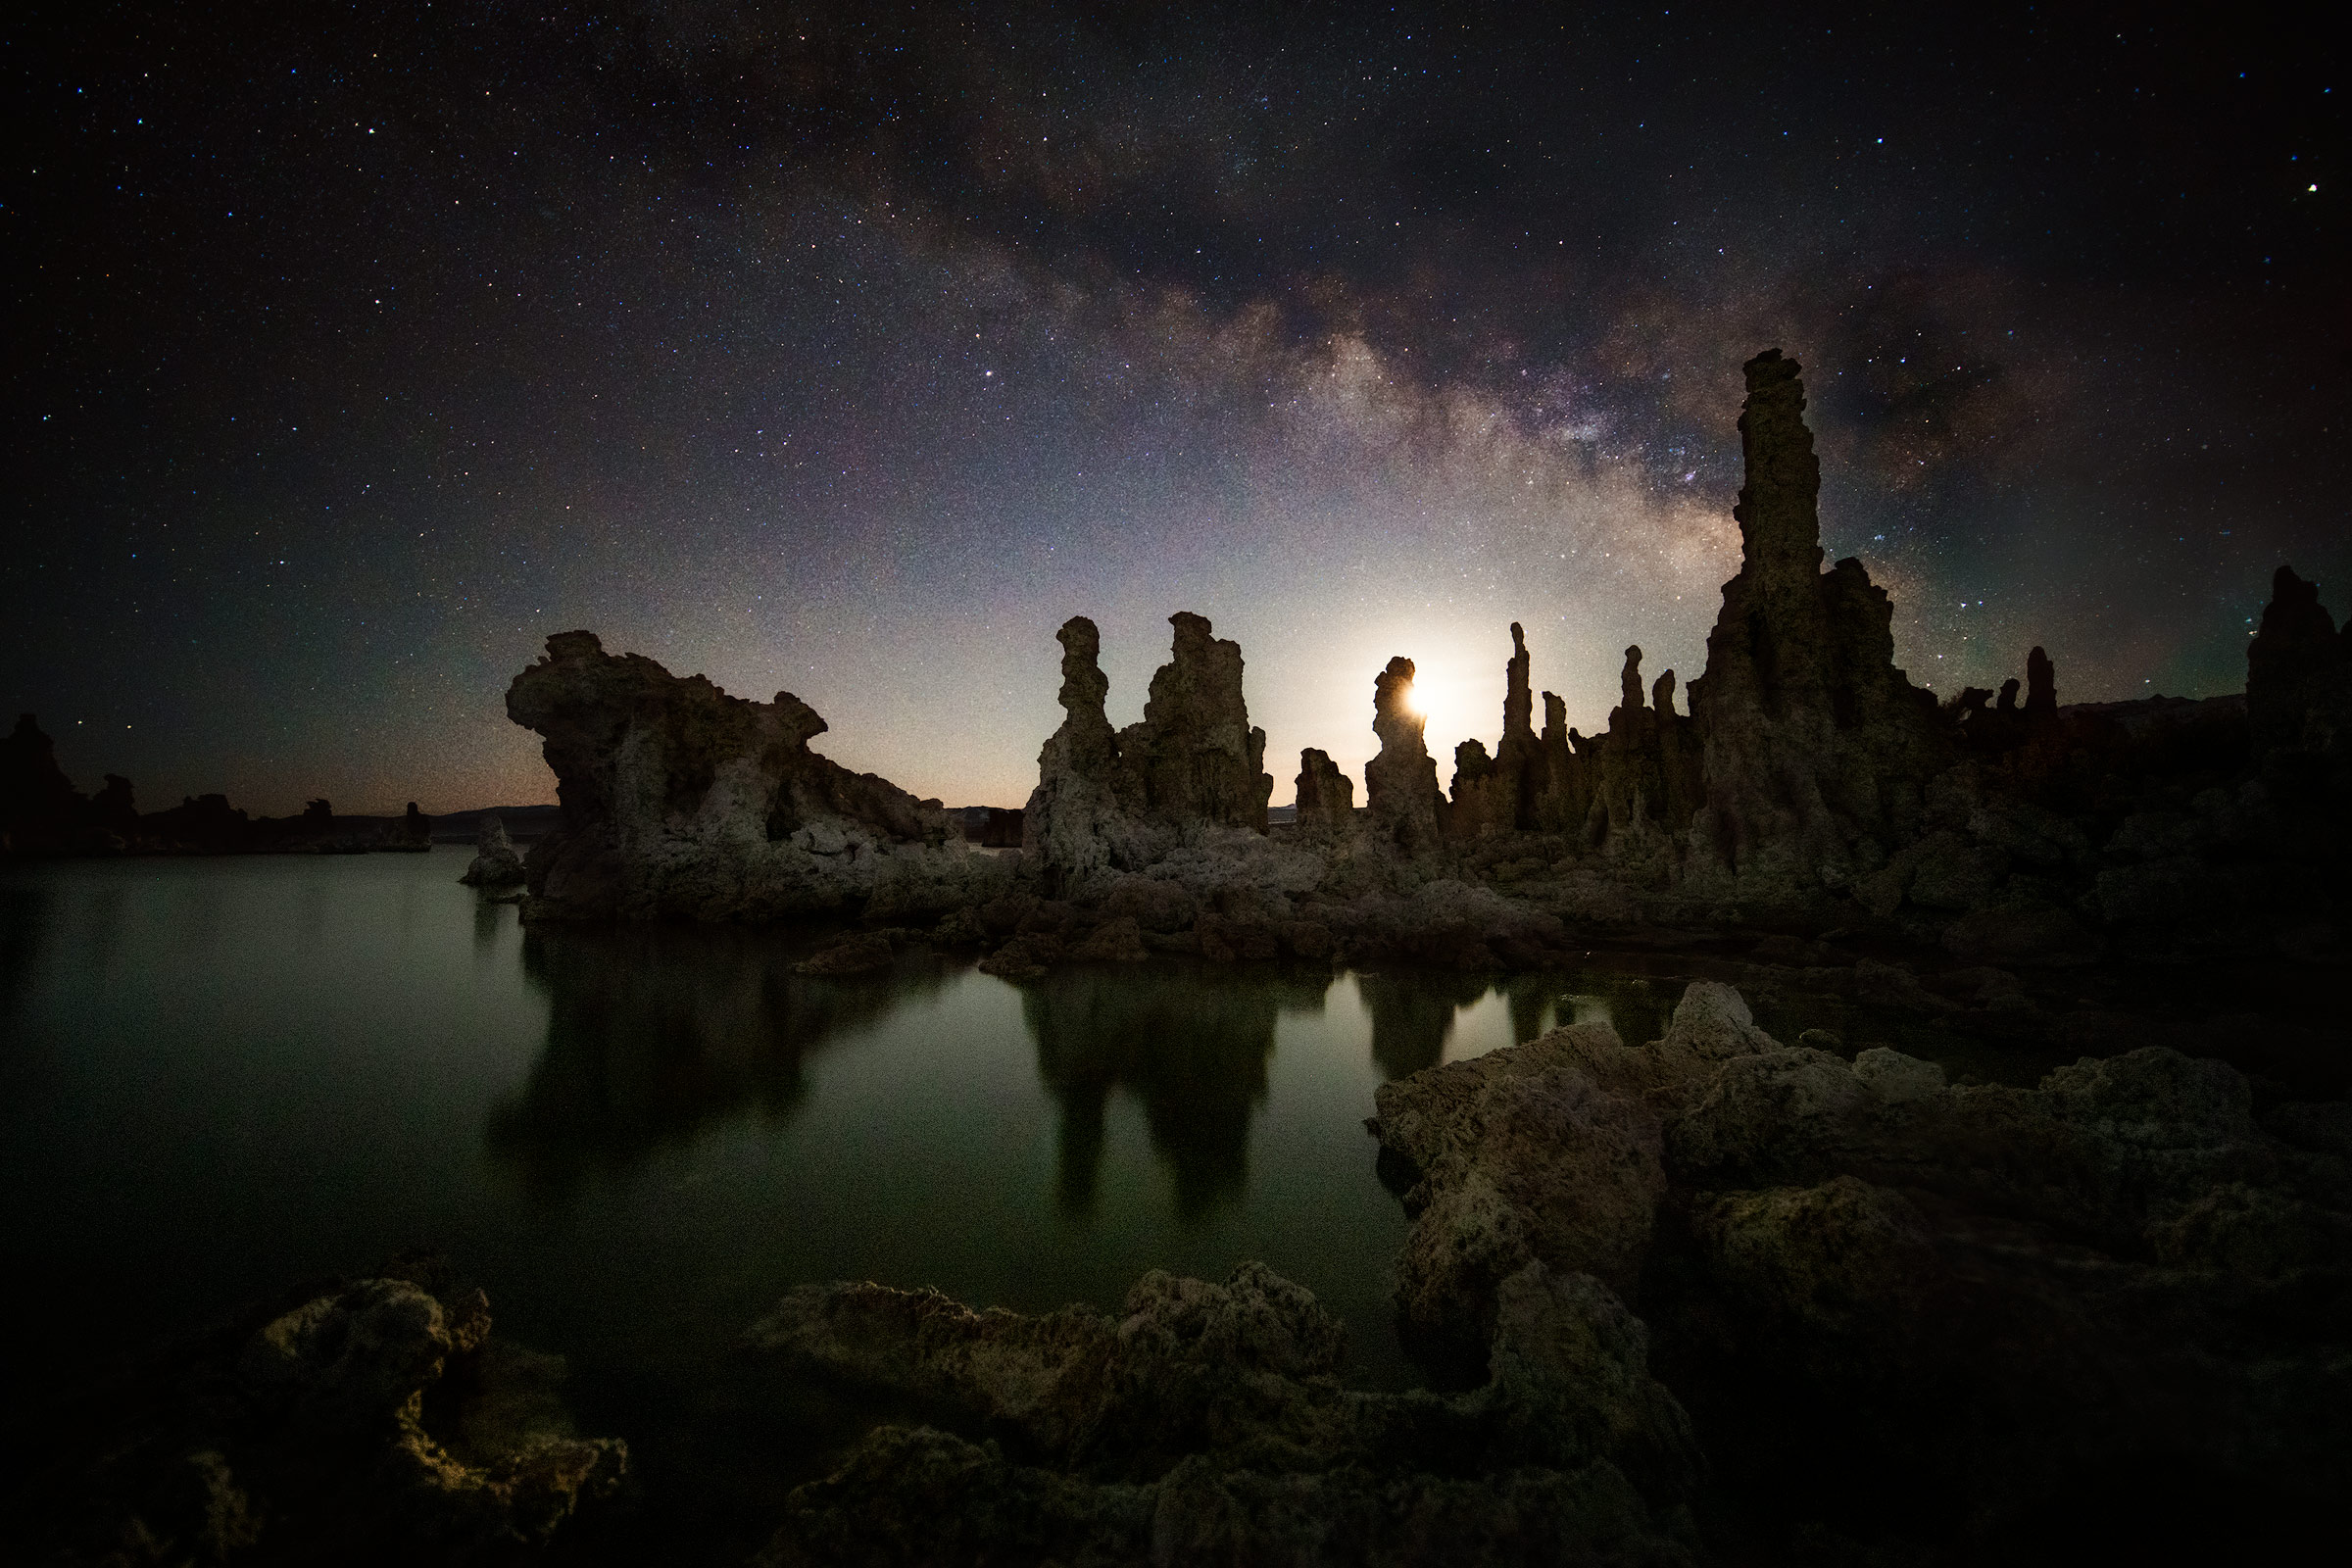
[10,2,2345,814]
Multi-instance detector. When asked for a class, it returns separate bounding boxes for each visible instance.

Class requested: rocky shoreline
[17,968,2344,1563]
[725,979,2348,1564]
[11,349,2345,1561]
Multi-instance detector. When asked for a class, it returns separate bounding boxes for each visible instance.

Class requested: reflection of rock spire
[487,926,945,1205]
[1021,965,1326,1220]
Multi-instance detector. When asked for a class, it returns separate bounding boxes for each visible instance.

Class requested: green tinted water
[0,852,1663,1423]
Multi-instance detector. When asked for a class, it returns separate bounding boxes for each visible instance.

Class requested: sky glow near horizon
[10,5,2342,813]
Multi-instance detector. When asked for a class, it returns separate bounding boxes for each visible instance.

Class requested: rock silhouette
[1365,656,1445,851]
[460,348,2344,982]
[1022,612,1274,894]
[460,812,527,887]
[504,630,1008,920]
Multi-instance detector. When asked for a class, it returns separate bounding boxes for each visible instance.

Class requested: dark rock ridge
[735,978,2343,1560]
[10,1252,624,1562]
[504,630,1008,920]
[1365,980,2348,1556]
[1023,612,1273,893]
[2,715,442,858]
[742,1260,1702,1566]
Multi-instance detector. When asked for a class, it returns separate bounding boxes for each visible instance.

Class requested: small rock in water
[793,931,897,976]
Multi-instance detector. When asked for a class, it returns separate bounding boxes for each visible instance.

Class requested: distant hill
[428,804,563,844]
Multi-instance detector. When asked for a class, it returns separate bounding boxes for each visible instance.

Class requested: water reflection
[486,926,946,1203]
[484,919,1676,1221]
[1356,970,1496,1078]
[1020,963,1331,1220]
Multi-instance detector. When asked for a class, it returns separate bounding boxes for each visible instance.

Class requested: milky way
[11,3,2343,811]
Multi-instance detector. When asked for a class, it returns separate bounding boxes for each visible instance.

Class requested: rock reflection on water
[486,925,948,1202]
[1021,964,1330,1218]
[485,929,1675,1221]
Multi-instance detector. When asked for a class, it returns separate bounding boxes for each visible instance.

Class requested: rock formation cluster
[711,977,2345,1562]
[44,343,2294,981]
[1021,612,1274,893]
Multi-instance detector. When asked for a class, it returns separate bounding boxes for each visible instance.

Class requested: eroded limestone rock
[1683,350,1950,896]
[459,812,527,887]
[505,631,1008,920]
[16,1256,623,1562]
[1366,657,1444,851]
[744,1260,1700,1566]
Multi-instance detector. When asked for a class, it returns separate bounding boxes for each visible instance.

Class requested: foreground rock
[742,1261,1701,1566]
[1370,981,2352,1555]
[505,631,1010,920]
[459,811,527,887]
[11,1253,624,1563]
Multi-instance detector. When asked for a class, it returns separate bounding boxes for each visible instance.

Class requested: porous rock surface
[742,1260,1701,1566]
[505,630,1009,920]
[1024,612,1274,894]
[1369,980,2352,1553]
[458,811,526,887]
[1681,351,1949,896]
[12,1254,623,1563]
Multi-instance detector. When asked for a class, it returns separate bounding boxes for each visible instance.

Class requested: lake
[0,852,1702,1452]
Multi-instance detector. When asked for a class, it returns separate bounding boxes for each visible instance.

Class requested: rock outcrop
[1023,612,1274,892]
[742,1260,1702,1566]
[460,812,528,887]
[1368,980,2351,1556]
[13,1253,624,1562]
[1122,612,1273,833]
[1022,615,1152,888]
[505,631,1008,920]
[0,712,88,855]
[1683,350,1950,895]
[1293,747,1354,839]
[2246,564,2350,770]
[1365,657,1445,851]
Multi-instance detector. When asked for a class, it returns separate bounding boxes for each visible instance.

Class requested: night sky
[10,3,2344,814]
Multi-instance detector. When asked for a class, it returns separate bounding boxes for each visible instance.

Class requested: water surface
[2,852,1655,1422]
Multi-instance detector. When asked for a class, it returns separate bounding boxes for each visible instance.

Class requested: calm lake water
[0,850,1686,1437]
